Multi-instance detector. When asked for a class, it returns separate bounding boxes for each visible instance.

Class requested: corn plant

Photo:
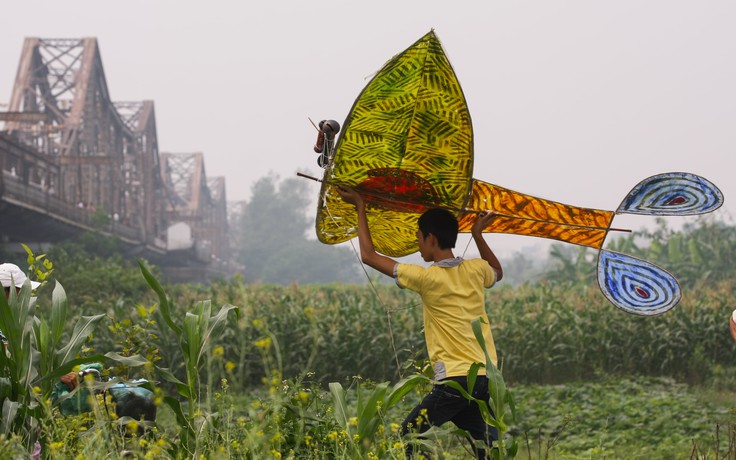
[137,260,238,458]
[33,281,107,395]
[329,374,427,457]
[0,278,107,455]
[0,280,40,445]
[442,317,519,459]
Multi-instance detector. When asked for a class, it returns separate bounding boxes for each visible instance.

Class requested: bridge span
[0,37,239,282]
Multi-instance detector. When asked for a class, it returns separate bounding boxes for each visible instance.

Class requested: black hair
[418,208,458,249]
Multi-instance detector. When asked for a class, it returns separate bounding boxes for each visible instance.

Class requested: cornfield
[2,252,735,458]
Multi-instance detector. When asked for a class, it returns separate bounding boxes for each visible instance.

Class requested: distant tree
[536,216,736,289]
[541,244,598,285]
[621,216,736,288]
[260,239,362,284]
[498,250,546,286]
[13,237,155,312]
[237,174,363,284]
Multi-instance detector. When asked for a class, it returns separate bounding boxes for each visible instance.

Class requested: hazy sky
[1,1,734,257]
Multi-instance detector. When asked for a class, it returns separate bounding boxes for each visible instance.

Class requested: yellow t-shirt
[396,257,497,380]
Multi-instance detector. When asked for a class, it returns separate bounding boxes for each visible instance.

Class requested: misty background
[1,1,733,281]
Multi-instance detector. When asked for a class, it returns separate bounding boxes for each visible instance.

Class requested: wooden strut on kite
[303,30,724,316]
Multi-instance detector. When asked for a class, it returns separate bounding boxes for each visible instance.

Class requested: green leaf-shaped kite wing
[316,30,473,257]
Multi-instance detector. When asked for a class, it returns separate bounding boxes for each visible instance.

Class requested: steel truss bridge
[0,38,238,282]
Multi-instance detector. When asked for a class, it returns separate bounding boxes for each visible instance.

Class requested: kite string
[313,134,415,379]
[461,233,473,259]
[322,197,407,379]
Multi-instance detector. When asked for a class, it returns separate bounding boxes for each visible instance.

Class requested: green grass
[511,377,736,459]
[7,256,736,459]
[27,374,736,459]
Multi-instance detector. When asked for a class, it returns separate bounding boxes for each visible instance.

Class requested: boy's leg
[450,377,498,459]
[401,383,468,458]
[452,407,497,459]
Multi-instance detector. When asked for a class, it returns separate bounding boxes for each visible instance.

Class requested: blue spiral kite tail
[617,172,723,216]
[597,250,682,316]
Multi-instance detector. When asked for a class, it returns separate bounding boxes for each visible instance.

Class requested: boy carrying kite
[338,186,503,459]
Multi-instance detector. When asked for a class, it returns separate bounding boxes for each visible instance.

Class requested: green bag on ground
[51,363,103,416]
[109,383,157,421]
[51,363,156,421]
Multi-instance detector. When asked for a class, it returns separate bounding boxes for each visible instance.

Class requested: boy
[337,186,503,459]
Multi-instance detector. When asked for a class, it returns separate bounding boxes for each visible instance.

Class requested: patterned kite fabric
[316,30,474,256]
[318,193,423,257]
[617,172,723,216]
[457,179,615,249]
[597,250,682,316]
[309,29,725,316]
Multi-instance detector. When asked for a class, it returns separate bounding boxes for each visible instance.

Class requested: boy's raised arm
[471,211,503,282]
[337,186,398,277]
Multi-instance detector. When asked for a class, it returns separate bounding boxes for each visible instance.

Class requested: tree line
[3,174,733,290]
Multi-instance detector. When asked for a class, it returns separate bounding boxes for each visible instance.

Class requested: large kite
[303,30,723,316]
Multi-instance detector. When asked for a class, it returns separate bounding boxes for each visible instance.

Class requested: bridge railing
[2,172,143,242]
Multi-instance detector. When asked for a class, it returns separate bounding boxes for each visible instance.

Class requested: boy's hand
[472,210,497,236]
[337,186,364,207]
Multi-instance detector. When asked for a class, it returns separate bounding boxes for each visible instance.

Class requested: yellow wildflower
[255,337,272,350]
[49,442,64,452]
[154,387,164,406]
[126,420,139,434]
